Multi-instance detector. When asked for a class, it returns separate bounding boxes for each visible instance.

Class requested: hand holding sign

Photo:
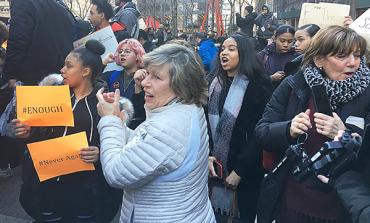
[73,26,122,72]
[350,8,370,51]
[27,132,95,182]
[10,119,31,138]
[80,146,100,163]
[298,3,350,28]
[343,16,353,28]
[16,85,74,126]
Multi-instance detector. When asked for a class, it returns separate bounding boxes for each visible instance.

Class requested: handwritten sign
[16,85,74,126]
[73,26,123,72]
[298,3,350,28]
[350,8,370,51]
[27,132,95,182]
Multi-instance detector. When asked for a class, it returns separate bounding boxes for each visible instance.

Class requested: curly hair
[114,38,145,68]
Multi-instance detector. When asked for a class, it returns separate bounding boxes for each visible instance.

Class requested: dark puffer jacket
[236,12,257,37]
[257,43,299,77]
[254,7,277,40]
[255,71,370,221]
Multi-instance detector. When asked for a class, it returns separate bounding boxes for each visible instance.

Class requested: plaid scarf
[208,74,249,219]
[208,74,249,176]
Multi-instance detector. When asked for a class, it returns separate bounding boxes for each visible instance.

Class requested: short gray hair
[143,43,208,106]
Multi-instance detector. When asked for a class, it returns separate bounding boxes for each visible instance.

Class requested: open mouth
[221,57,229,64]
[144,91,154,99]
[344,72,354,77]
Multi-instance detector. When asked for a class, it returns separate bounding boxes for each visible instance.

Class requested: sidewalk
[0,166,32,223]
[0,166,120,223]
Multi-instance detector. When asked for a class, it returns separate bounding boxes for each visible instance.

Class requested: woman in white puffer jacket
[96,43,216,223]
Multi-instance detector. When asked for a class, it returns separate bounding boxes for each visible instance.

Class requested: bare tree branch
[64,0,91,18]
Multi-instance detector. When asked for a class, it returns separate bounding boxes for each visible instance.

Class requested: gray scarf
[208,74,249,176]
[208,74,249,219]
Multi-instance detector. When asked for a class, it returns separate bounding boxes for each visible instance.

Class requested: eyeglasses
[119,49,134,55]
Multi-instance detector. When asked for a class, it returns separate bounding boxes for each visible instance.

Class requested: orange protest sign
[16,85,74,126]
[27,132,95,182]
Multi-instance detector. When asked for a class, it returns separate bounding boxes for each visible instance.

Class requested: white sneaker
[0,167,13,178]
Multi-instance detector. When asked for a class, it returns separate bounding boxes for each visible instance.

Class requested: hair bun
[85,39,105,56]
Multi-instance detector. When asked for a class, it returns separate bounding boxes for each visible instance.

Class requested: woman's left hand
[96,88,121,118]
[134,69,147,93]
[80,146,99,163]
[314,112,346,139]
[225,171,241,190]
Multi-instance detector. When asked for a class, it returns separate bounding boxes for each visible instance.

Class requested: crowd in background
[0,0,370,223]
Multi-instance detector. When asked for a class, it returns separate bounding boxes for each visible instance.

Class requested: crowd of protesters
[0,0,370,223]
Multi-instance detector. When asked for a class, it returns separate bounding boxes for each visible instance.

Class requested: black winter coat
[254,12,277,39]
[4,0,75,84]
[20,84,121,222]
[236,12,257,37]
[334,128,370,223]
[209,75,273,179]
[255,71,370,154]
[334,170,370,223]
[255,70,370,221]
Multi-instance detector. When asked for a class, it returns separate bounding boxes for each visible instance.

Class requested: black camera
[284,130,362,182]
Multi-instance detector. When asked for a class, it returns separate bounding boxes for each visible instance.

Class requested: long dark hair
[212,34,265,86]
[211,34,267,111]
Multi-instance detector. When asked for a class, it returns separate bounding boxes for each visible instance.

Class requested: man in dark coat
[236,5,257,37]
[254,4,277,50]
[4,0,75,86]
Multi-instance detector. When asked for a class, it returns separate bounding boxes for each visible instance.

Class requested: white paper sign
[73,26,123,72]
[350,8,370,51]
[298,3,350,28]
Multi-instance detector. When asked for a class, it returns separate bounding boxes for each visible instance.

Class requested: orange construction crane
[200,0,224,36]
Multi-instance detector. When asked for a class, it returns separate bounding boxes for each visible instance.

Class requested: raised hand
[96,88,121,118]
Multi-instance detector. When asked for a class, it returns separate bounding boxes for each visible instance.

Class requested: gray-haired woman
[96,43,216,223]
